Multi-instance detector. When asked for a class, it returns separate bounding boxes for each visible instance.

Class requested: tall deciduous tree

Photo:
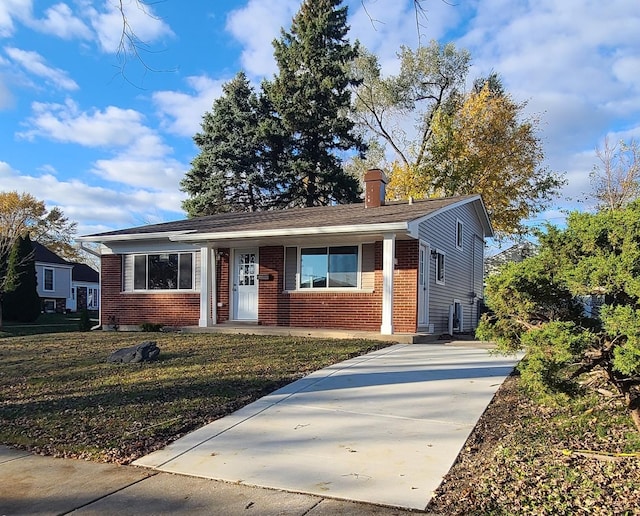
[181,72,272,217]
[0,191,77,327]
[590,137,640,211]
[353,45,562,236]
[351,42,470,172]
[265,0,365,208]
[425,82,563,235]
[3,235,40,323]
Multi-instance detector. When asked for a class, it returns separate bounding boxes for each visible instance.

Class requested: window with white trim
[133,253,194,290]
[456,219,464,249]
[43,268,54,291]
[435,250,445,284]
[299,245,359,289]
[88,287,99,309]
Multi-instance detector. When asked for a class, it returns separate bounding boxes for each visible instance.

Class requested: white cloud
[0,74,14,109]
[153,75,226,137]
[88,0,173,54]
[226,0,298,78]
[18,98,160,148]
[0,0,32,38]
[4,46,78,90]
[28,3,92,40]
[0,160,186,234]
[16,97,187,192]
[91,155,185,191]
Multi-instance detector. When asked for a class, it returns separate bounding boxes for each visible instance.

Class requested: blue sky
[1,0,639,240]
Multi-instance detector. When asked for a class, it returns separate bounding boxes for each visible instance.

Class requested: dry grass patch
[0,332,386,464]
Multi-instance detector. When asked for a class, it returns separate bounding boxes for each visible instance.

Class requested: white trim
[381,233,395,335]
[231,248,259,321]
[43,267,55,291]
[199,246,214,327]
[170,222,408,242]
[77,230,196,242]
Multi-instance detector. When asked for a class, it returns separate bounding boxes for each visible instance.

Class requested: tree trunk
[627,393,640,433]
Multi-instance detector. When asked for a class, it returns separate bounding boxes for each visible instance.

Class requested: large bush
[3,235,40,323]
[478,202,640,430]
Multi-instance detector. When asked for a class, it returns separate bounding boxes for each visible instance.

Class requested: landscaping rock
[107,341,160,364]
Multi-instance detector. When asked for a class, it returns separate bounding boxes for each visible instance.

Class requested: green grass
[0,311,99,337]
[0,331,387,463]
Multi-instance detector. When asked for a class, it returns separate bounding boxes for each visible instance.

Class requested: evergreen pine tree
[3,234,40,323]
[181,72,271,217]
[265,0,365,207]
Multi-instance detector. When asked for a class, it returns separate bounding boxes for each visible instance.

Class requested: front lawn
[0,331,386,464]
[0,311,99,337]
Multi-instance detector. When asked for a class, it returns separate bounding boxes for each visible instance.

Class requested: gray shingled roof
[33,242,70,265]
[71,263,99,283]
[84,195,482,239]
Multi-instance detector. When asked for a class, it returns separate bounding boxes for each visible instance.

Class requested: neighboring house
[484,241,538,277]
[67,263,100,312]
[33,242,73,313]
[79,170,493,336]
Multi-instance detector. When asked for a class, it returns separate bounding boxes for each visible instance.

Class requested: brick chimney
[364,169,388,208]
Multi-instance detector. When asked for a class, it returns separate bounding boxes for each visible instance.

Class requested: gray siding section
[418,202,486,334]
[36,264,72,299]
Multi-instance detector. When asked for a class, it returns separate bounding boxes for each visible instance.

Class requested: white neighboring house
[33,242,73,313]
[67,263,100,312]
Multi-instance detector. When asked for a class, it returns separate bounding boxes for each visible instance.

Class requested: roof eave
[76,230,197,243]
[169,222,410,242]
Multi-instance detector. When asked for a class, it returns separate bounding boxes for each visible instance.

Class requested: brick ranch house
[78,170,493,336]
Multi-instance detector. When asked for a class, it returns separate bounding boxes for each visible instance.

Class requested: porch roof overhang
[169,221,413,248]
[78,222,416,249]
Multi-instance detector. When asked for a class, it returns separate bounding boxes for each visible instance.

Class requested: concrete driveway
[134,343,520,511]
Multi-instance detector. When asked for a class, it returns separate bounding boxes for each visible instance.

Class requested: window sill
[124,289,200,294]
[284,288,375,294]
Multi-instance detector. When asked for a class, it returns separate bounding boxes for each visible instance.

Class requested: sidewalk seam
[58,472,159,515]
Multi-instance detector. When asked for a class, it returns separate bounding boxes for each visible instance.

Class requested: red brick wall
[101,241,419,333]
[100,254,200,327]
[258,241,418,333]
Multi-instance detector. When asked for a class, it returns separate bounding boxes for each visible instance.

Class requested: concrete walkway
[135,344,521,511]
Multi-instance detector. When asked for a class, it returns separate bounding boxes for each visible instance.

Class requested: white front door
[418,242,430,327]
[233,248,258,321]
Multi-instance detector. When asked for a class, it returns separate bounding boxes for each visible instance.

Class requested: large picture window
[133,253,194,290]
[300,246,358,289]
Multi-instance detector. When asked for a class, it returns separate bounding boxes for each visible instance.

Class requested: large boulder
[108,341,160,364]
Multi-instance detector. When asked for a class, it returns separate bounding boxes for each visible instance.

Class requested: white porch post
[381,233,396,335]
[199,246,216,327]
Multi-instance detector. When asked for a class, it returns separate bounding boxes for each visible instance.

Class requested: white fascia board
[169,222,409,242]
[36,261,73,270]
[76,230,196,243]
